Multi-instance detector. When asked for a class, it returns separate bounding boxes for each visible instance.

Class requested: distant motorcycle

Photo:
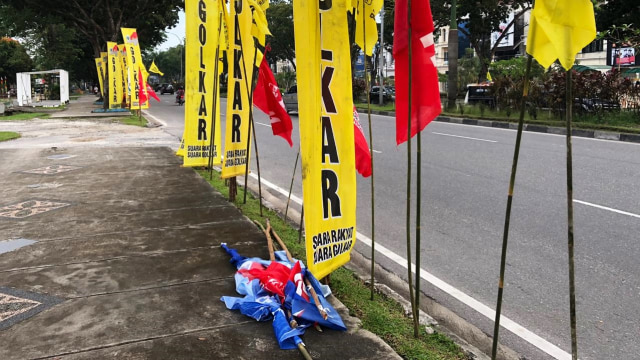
[176,92,184,106]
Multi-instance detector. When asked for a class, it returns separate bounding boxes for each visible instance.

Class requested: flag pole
[298,205,304,243]
[361,0,377,301]
[285,148,301,220]
[241,35,261,214]
[405,0,418,337]
[209,12,224,180]
[565,68,578,360]
[490,54,533,359]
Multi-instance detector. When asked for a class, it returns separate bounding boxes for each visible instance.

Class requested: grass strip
[118,112,149,127]
[0,112,50,120]
[196,169,467,360]
[0,131,20,142]
[355,102,396,112]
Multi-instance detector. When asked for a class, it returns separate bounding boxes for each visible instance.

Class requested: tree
[1,0,182,58]
[431,0,532,81]
[0,37,33,83]
[595,0,640,43]
[144,44,184,83]
[266,0,296,71]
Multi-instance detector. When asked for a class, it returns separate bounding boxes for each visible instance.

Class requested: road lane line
[432,132,497,143]
[372,149,382,154]
[247,172,571,360]
[574,200,640,219]
[255,121,272,128]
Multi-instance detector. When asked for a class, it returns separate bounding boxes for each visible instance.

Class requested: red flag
[353,107,372,177]
[253,55,294,147]
[137,68,148,105]
[146,83,160,102]
[288,261,310,302]
[393,0,441,145]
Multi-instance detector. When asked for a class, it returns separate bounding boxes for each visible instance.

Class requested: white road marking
[432,132,497,143]
[574,200,640,219]
[248,172,572,360]
[255,121,272,128]
[372,149,382,154]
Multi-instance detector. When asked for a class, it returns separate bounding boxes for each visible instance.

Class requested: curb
[355,107,640,144]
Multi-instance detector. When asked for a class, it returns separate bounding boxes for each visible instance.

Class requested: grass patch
[196,169,467,360]
[0,131,20,142]
[355,102,396,112]
[0,112,50,120]
[118,112,148,127]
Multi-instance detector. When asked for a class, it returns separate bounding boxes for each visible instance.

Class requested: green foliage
[352,77,367,101]
[456,49,481,97]
[0,131,20,142]
[196,168,466,360]
[144,45,184,83]
[596,0,640,47]
[275,71,296,91]
[0,38,33,82]
[266,1,296,70]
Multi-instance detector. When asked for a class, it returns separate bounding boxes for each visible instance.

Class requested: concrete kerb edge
[354,107,640,144]
[238,171,510,360]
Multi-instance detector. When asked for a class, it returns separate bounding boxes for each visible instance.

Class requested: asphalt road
[146,94,640,360]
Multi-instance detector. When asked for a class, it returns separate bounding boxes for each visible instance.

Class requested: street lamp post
[167,32,185,84]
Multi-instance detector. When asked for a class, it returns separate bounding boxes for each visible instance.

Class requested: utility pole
[379,6,385,105]
[447,0,458,111]
[168,32,184,84]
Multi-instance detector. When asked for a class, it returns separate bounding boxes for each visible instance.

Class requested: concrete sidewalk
[50,95,130,118]
[0,146,399,359]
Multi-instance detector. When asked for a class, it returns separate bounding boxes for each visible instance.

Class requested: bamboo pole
[253,220,275,261]
[242,38,260,206]
[304,277,329,320]
[362,0,377,302]
[565,68,578,360]
[285,148,301,220]
[490,55,533,360]
[251,105,264,216]
[268,219,293,262]
[208,12,224,180]
[298,205,304,243]
[405,0,418,337]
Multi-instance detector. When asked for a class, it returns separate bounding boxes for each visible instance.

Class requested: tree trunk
[447,29,458,110]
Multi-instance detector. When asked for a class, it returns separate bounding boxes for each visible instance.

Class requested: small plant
[458,103,465,116]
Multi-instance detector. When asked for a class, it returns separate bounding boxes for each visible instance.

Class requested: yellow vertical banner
[107,42,123,109]
[221,0,256,178]
[119,44,129,107]
[95,58,105,96]
[183,0,221,167]
[294,0,357,279]
[121,28,149,109]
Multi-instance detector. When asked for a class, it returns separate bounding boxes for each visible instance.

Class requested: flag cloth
[354,0,383,56]
[118,44,129,106]
[487,71,492,82]
[107,42,123,109]
[352,107,372,177]
[138,69,148,104]
[294,0,357,280]
[149,60,164,76]
[121,28,149,109]
[94,58,105,96]
[393,0,441,145]
[526,0,596,71]
[183,0,222,167]
[221,0,256,178]
[253,55,293,147]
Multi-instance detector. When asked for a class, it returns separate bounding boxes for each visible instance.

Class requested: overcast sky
[156,11,186,51]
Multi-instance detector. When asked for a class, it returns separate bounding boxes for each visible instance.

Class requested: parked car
[159,83,174,95]
[283,85,298,113]
[464,84,496,108]
[369,86,395,104]
[576,98,620,112]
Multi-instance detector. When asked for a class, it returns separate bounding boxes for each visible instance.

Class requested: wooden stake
[268,219,293,262]
[565,68,578,360]
[490,55,533,360]
[253,220,275,261]
[304,278,328,320]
